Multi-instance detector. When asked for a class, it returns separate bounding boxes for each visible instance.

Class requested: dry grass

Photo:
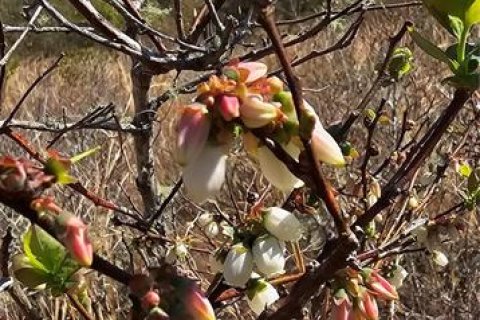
[0,4,479,320]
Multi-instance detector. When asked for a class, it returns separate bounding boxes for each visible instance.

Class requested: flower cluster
[330,268,399,320]
[221,207,301,288]
[205,207,301,314]
[0,155,93,268]
[176,61,345,203]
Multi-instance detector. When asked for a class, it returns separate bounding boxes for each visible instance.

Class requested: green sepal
[44,158,76,185]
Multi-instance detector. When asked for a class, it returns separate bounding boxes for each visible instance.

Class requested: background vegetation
[0,0,479,319]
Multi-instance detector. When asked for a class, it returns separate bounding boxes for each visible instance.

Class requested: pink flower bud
[176,104,211,167]
[240,95,283,129]
[56,212,93,267]
[142,290,161,310]
[0,157,27,192]
[332,289,352,320]
[362,269,398,301]
[185,288,216,320]
[218,95,240,121]
[356,290,378,320]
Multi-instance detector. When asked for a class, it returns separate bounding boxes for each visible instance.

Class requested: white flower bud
[205,221,220,238]
[252,235,286,277]
[220,221,234,239]
[304,101,345,166]
[197,212,213,227]
[389,265,408,288]
[432,250,448,267]
[223,243,254,288]
[263,207,302,242]
[183,145,228,203]
[165,243,188,264]
[246,277,280,315]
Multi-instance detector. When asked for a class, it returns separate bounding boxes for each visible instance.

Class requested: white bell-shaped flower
[183,145,228,203]
[257,142,304,192]
[246,277,280,315]
[197,212,213,227]
[263,207,302,242]
[303,101,345,166]
[223,243,254,288]
[205,221,220,238]
[252,235,286,277]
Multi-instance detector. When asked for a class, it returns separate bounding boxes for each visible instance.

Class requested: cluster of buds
[411,219,465,267]
[330,268,399,320]
[176,61,345,202]
[0,156,54,201]
[222,207,302,288]
[197,212,234,239]
[130,268,216,320]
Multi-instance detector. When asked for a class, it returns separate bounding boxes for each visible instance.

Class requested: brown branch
[66,0,140,50]
[258,233,358,320]
[256,1,349,235]
[0,196,133,285]
[188,0,227,43]
[0,21,5,106]
[174,0,186,40]
[5,130,142,220]
[355,88,472,228]
[0,228,12,277]
[338,21,412,138]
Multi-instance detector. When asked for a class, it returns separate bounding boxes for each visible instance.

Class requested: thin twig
[67,293,94,320]
[2,54,64,129]
[0,6,43,67]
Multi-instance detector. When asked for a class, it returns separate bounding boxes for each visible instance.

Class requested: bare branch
[0,6,43,67]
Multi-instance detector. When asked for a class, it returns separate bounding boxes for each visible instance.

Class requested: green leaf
[468,168,480,194]
[409,27,459,72]
[70,146,101,164]
[443,72,480,89]
[448,15,465,41]
[23,226,67,273]
[21,226,81,294]
[11,254,49,289]
[446,43,480,73]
